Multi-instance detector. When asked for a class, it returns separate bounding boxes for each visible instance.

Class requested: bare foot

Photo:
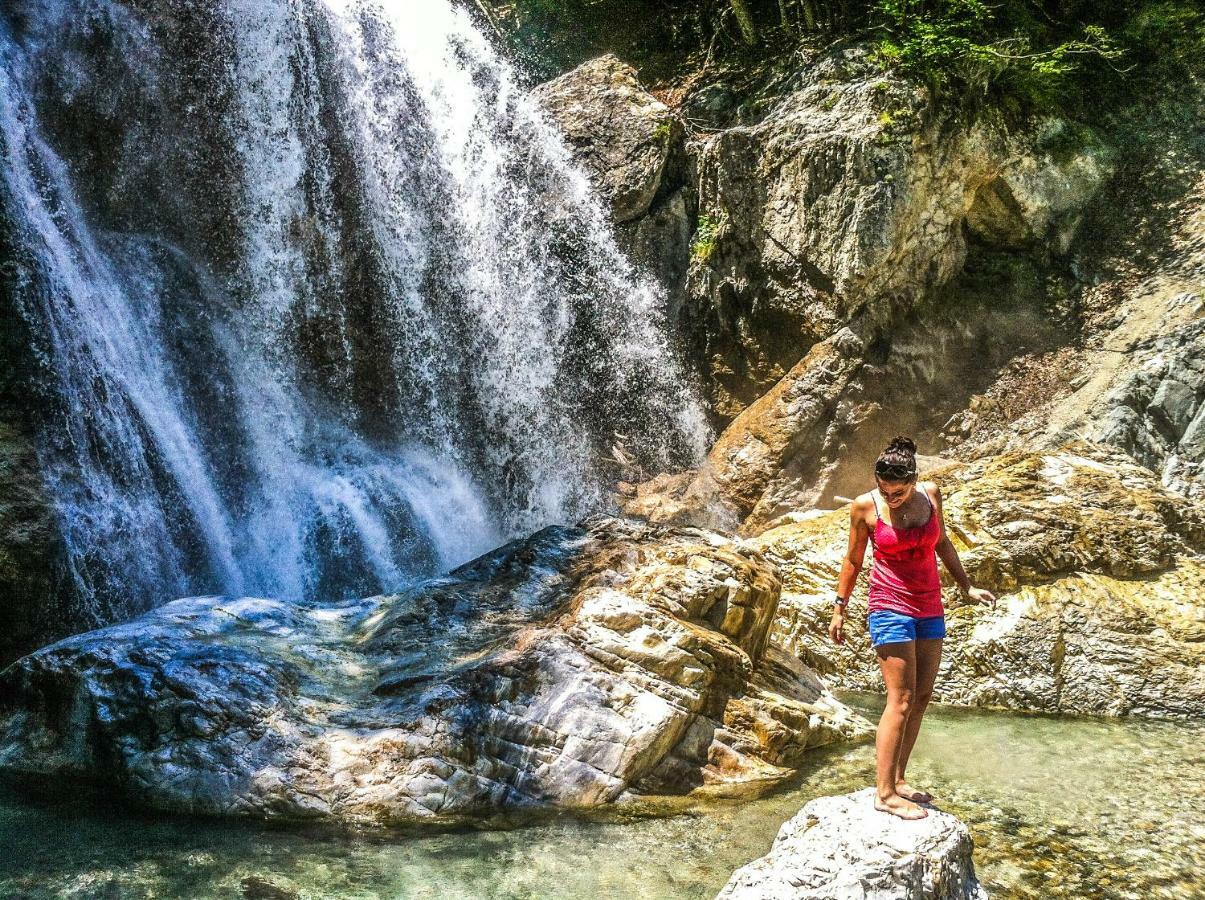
[895,780,933,804]
[874,792,929,820]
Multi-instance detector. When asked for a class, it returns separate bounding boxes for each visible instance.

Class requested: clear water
[1,696,1200,899]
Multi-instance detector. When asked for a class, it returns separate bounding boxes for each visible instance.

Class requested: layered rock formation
[943,134,1205,501]
[0,518,870,825]
[717,788,987,900]
[754,443,1205,718]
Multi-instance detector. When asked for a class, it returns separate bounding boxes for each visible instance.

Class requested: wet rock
[754,443,1205,718]
[0,518,870,825]
[717,787,987,899]
[0,420,67,668]
[534,55,694,320]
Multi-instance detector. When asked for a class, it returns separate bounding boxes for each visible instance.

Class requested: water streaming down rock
[0,0,709,624]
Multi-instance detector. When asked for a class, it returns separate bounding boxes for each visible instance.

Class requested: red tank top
[867,490,944,618]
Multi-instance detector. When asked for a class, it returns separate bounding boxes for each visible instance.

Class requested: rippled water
[1,696,1201,899]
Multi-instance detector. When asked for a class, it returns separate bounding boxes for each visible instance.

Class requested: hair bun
[885,435,917,456]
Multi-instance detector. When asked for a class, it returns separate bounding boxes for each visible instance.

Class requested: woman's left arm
[924,482,997,609]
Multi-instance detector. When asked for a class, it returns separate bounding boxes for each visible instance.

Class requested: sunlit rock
[717,788,987,900]
[534,54,683,225]
[0,518,870,825]
[686,48,1110,418]
[753,443,1205,718]
[621,328,867,531]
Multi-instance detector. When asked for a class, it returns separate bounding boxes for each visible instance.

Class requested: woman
[828,436,996,820]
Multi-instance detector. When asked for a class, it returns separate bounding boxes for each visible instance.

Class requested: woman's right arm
[829,500,870,645]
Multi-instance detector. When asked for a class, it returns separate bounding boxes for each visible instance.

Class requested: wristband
[833,594,849,609]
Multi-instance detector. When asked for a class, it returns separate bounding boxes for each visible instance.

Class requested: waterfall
[0,0,708,622]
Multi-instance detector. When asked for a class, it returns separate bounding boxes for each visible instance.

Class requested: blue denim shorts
[867,611,947,646]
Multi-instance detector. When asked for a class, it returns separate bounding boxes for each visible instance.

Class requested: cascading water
[0,0,708,623]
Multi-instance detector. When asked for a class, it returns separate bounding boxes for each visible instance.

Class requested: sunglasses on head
[875,460,916,480]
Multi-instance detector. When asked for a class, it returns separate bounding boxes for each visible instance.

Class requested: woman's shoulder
[852,490,876,509]
[918,481,943,511]
[849,491,876,519]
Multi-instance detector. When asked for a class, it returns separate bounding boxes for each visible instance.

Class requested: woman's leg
[895,637,942,803]
[874,640,926,819]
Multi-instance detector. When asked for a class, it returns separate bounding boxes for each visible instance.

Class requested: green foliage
[869,0,1125,109]
[652,119,673,141]
[691,212,727,263]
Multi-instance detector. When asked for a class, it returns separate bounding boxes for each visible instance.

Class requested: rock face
[754,443,1205,718]
[538,50,1112,521]
[717,788,987,900]
[1090,319,1205,498]
[0,420,67,668]
[621,327,867,531]
[951,154,1205,503]
[0,518,870,825]
[630,45,1106,418]
[534,55,682,225]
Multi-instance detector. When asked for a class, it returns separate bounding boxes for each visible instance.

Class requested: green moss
[690,212,726,264]
[652,119,672,141]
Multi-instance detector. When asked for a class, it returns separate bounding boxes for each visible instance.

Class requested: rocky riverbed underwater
[1,0,1204,897]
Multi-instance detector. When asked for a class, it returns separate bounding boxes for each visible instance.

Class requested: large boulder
[753,443,1205,718]
[533,49,1111,428]
[717,788,987,900]
[621,327,867,531]
[534,54,683,225]
[0,518,870,825]
[534,54,694,321]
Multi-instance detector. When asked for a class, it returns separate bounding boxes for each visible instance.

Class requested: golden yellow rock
[753,442,1205,718]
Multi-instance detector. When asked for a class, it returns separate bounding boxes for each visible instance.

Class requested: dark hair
[875,435,918,482]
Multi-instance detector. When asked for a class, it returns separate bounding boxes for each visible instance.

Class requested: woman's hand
[829,608,846,644]
[965,586,997,609]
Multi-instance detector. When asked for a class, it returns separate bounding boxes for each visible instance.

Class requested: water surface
[1,696,1200,899]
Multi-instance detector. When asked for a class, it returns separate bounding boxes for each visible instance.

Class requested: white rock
[717,788,988,900]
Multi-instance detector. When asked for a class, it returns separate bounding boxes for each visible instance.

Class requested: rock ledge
[717,788,987,900]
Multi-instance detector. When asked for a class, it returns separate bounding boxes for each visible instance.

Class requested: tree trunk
[730,0,759,45]
[801,0,817,31]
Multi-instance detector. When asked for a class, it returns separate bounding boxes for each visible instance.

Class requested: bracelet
[833,594,849,609]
